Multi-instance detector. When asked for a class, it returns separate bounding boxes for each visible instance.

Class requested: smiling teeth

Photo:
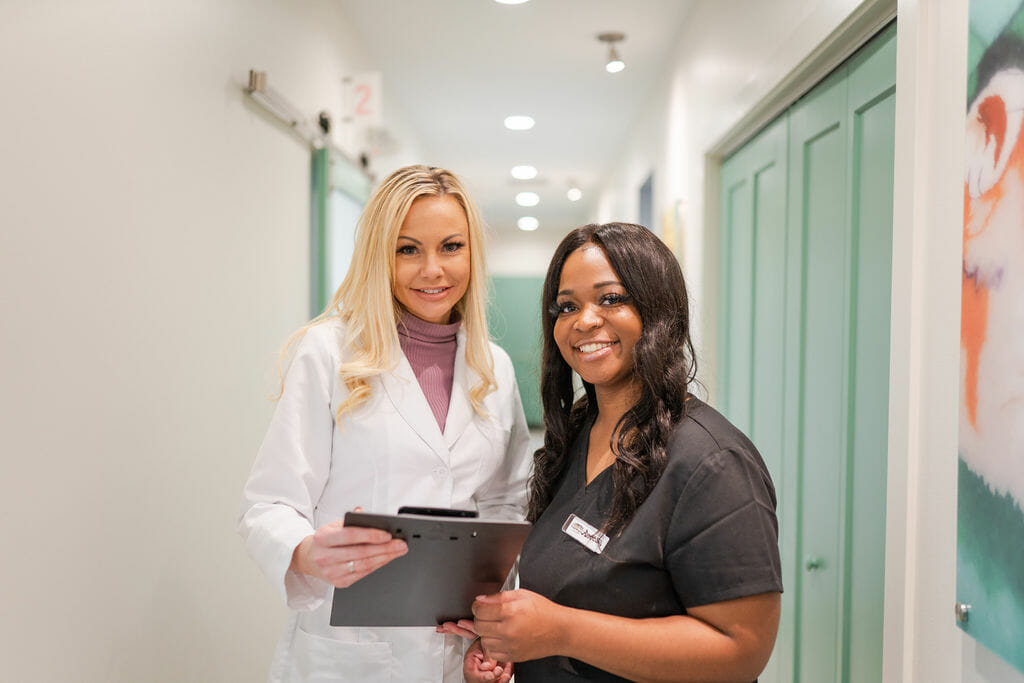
[578,342,613,353]
[418,288,445,294]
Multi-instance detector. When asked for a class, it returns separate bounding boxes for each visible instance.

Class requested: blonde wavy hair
[280,164,495,421]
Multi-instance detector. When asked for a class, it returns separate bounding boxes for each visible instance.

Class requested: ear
[966,69,1024,198]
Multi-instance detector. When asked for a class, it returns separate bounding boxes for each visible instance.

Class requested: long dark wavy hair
[527,223,698,535]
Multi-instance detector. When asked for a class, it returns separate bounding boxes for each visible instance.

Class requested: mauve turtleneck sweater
[397,310,461,432]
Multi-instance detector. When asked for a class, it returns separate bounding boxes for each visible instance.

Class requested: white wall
[594,0,868,397]
[887,2,1024,682]
[596,0,1024,681]
[487,229,564,277]
[0,1,421,680]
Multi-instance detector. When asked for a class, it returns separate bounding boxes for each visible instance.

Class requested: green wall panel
[488,276,544,427]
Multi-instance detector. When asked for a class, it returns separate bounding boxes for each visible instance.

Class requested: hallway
[0,1,1016,681]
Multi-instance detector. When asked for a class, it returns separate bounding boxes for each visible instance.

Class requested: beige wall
[0,0,420,680]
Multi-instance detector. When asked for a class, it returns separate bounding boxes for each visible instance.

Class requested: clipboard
[329,511,531,627]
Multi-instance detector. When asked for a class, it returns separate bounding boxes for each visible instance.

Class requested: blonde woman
[239,165,530,683]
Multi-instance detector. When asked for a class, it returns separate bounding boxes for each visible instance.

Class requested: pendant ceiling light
[598,32,626,73]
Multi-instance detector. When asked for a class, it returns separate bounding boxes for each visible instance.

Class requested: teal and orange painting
[959,0,1024,673]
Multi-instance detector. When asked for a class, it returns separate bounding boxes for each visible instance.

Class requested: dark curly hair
[527,223,698,536]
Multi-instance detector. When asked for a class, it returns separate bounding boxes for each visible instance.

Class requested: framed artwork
[660,199,685,263]
[958,0,1024,672]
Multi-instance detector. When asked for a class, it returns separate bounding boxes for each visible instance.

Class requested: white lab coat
[239,317,532,683]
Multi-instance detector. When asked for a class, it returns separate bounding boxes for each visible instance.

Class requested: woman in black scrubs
[457,222,782,682]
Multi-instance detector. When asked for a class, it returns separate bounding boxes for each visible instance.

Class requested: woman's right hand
[289,520,408,588]
[463,638,512,683]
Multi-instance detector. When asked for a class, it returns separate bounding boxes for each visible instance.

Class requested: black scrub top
[516,397,783,682]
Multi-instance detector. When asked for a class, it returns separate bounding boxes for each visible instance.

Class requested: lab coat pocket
[291,628,392,682]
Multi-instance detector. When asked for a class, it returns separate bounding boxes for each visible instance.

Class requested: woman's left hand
[435,618,478,640]
[462,638,513,683]
[469,589,568,662]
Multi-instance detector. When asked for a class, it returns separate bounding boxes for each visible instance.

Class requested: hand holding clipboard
[329,508,530,627]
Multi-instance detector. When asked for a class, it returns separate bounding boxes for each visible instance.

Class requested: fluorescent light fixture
[518,216,539,231]
[504,115,535,131]
[567,187,583,202]
[515,191,540,207]
[495,0,530,4]
[511,165,538,180]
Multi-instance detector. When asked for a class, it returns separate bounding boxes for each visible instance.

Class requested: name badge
[562,513,609,554]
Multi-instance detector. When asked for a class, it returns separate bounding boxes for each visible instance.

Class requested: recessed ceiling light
[515,191,540,207]
[495,0,530,4]
[518,216,539,231]
[511,165,537,180]
[504,115,535,131]
[567,187,583,202]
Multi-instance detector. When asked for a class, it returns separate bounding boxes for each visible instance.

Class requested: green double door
[718,24,895,683]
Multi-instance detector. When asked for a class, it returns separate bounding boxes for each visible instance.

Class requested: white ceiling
[338,0,696,234]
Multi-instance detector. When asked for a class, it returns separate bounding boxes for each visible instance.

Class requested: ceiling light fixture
[567,187,583,202]
[598,32,626,73]
[518,216,539,231]
[504,115,535,131]
[515,191,540,207]
[511,165,538,180]
[495,0,530,4]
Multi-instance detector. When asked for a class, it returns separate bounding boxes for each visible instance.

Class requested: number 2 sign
[344,72,382,127]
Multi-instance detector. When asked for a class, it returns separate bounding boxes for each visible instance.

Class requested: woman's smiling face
[552,243,643,397]
[392,194,471,324]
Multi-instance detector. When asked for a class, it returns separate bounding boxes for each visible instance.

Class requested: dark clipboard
[329,511,531,627]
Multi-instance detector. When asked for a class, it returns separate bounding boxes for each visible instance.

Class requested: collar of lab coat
[379,329,475,465]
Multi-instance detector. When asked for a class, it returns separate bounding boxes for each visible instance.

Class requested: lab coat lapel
[380,352,449,464]
[444,331,473,449]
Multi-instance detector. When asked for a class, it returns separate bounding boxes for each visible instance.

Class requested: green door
[786,60,851,683]
[718,23,895,683]
[720,116,789,438]
[840,32,895,683]
[720,115,792,682]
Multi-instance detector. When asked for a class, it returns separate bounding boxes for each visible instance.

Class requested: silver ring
[347,560,355,573]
